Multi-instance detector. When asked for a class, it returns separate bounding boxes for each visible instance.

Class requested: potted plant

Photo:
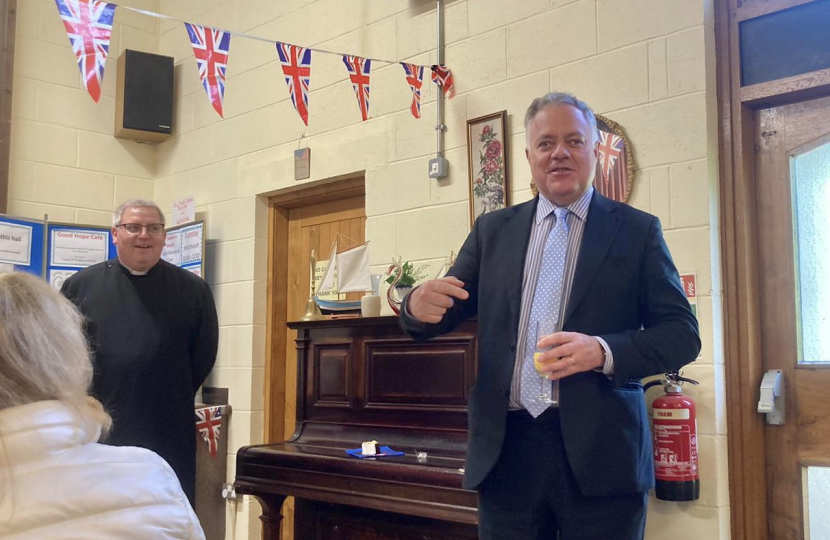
[385,257,428,307]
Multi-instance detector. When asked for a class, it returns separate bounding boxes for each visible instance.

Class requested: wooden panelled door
[284,195,366,436]
[264,188,365,540]
[755,95,830,539]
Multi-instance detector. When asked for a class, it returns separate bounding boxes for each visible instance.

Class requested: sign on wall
[46,223,117,289]
[0,215,45,277]
[680,273,697,318]
[162,220,205,277]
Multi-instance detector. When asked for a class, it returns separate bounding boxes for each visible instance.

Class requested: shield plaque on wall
[530,113,636,204]
[593,114,635,204]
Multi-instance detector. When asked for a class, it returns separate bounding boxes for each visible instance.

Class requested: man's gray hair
[112,199,166,227]
[524,92,599,146]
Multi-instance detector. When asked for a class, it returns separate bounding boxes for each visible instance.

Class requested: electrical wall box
[428,157,449,179]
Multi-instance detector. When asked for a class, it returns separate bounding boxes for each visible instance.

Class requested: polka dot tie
[520,207,569,417]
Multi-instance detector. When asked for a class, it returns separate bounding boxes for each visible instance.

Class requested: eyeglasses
[116,223,166,236]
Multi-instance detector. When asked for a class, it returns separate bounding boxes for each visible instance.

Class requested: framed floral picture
[467,110,509,228]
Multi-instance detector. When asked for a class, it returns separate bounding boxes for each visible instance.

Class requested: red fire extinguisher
[644,371,700,501]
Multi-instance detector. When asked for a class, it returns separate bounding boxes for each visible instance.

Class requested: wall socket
[221,483,237,501]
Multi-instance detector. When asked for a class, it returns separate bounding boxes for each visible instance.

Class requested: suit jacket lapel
[564,192,622,324]
[502,199,537,325]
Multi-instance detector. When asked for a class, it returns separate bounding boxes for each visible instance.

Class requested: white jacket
[0,401,205,540]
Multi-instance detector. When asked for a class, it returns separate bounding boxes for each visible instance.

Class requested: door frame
[716,1,830,538]
[0,0,17,214]
[263,174,365,443]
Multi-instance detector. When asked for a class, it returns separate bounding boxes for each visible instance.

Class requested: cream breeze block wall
[8,0,159,225]
[9,0,725,539]
[155,1,727,540]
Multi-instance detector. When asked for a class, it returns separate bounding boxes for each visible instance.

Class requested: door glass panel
[791,142,830,363]
[805,466,830,540]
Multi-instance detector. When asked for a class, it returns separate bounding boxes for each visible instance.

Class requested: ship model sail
[315,239,373,313]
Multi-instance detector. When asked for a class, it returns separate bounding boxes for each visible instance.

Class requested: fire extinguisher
[644,371,700,501]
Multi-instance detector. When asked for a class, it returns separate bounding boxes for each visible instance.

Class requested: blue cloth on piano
[345,446,404,459]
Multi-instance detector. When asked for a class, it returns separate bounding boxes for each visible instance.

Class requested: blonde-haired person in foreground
[0,272,205,540]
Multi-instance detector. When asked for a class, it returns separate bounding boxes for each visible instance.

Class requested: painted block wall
[9,0,158,225]
[7,1,726,539]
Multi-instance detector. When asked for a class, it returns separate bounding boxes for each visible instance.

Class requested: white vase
[361,294,381,317]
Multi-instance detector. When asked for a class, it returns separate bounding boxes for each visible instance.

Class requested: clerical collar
[118,261,150,276]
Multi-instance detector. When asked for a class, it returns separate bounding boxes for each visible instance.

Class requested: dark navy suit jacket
[400,191,700,496]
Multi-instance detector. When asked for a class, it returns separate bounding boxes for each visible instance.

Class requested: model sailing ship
[315,238,377,313]
[315,240,454,314]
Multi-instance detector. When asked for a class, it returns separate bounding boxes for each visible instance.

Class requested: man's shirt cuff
[594,336,614,376]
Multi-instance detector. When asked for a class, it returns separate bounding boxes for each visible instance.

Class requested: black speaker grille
[123,50,174,134]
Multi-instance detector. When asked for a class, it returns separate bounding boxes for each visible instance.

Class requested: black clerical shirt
[61,259,219,503]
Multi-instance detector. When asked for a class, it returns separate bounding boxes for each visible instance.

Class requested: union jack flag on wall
[400,63,424,119]
[343,55,372,121]
[54,0,116,103]
[184,23,231,118]
[195,406,223,458]
[431,64,455,99]
[596,130,628,203]
[276,42,312,126]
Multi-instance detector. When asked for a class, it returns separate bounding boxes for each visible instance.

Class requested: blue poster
[162,220,205,279]
[46,224,116,289]
[0,215,46,277]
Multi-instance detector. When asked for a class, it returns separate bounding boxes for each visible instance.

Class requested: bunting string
[53,0,455,123]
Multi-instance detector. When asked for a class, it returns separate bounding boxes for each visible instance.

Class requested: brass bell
[300,249,326,321]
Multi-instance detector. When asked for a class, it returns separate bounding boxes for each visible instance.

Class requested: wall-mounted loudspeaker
[115,49,174,143]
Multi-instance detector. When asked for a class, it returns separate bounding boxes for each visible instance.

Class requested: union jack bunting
[596,130,627,202]
[54,0,116,103]
[431,64,455,99]
[195,406,222,458]
[400,63,424,119]
[184,23,231,117]
[276,42,312,126]
[343,55,372,121]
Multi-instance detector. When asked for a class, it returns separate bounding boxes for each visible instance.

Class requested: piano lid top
[287,315,401,330]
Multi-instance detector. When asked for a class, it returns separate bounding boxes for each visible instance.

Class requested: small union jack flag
[276,42,312,126]
[343,55,372,121]
[54,0,116,103]
[195,406,222,458]
[598,131,624,182]
[184,23,231,118]
[431,64,455,99]
[596,130,627,202]
[400,63,424,119]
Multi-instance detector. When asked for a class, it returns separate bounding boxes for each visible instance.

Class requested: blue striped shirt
[509,187,614,409]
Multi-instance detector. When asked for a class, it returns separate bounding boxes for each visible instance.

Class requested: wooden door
[284,196,366,436]
[755,96,830,539]
[264,182,365,540]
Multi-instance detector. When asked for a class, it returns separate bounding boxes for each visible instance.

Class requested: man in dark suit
[400,92,700,540]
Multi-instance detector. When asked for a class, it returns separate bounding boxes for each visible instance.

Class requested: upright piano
[234,316,480,540]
